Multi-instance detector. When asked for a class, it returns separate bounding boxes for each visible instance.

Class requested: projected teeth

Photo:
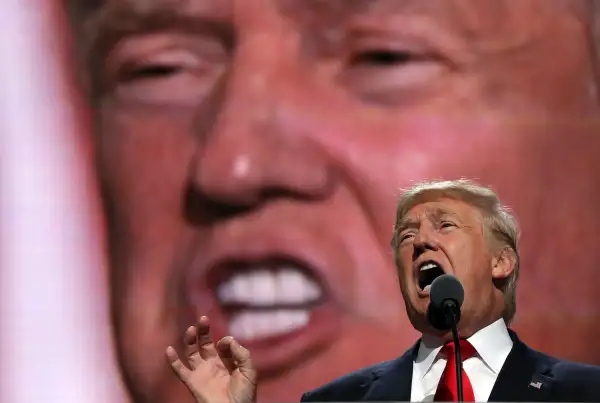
[217,268,322,306]
[215,266,323,340]
[229,309,310,341]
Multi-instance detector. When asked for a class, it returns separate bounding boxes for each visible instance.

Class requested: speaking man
[166,180,600,402]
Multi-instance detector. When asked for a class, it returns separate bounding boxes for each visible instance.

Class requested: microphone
[427,274,465,402]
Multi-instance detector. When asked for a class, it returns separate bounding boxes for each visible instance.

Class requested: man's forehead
[406,203,457,218]
[401,199,479,223]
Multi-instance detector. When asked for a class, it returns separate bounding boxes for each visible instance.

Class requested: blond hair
[390,179,520,323]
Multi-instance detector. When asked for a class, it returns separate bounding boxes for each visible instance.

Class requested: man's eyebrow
[396,218,419,233]
[396,207,461,231]
[427,208,460,222]
[84,1,234,63]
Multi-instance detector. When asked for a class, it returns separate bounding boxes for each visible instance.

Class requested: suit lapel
[488,330,555,402]
[363,342,418,402]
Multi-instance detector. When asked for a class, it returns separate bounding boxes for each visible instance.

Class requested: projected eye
[339,31,452,104]
[105,36,228,105]
[349,49,421,67]
[118,63,185,83]
[114,50,217,104]
[345,45,444,83]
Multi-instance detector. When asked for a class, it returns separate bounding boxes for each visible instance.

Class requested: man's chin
[405,300,451,338]
[408,316,451,339]
[405,307,428,333]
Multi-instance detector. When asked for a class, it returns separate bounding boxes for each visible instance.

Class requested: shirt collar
[414,318,513,379]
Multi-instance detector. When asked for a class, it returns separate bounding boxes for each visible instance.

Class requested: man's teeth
[229,310,310,341]
[423,284,432,293]
[420,262,439,271]
[217,268,322,306]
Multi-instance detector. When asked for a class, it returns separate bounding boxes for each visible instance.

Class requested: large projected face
[87,0,600,402]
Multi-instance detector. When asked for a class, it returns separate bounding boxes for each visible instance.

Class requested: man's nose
[191,46,334,208]
[412,229,440,259]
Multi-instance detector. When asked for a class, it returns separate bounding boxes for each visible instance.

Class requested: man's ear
[491,247,517,280]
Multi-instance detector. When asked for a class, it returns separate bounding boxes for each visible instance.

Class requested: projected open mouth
[213,259,325,340]
[193,249,341,374]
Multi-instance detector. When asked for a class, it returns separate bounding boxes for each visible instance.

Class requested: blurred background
[2,1,600,403]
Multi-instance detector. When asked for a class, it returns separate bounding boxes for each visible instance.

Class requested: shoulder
[553,358,600,401]
[530,348,600,401]
[299,359,397,402]
[528,345,600,379]
[551,356,600,380]
[510,328,600,380]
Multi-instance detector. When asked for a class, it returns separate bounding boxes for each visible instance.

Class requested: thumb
[230,339,253,368]
[231,339,257,383]
[217,338,256,382]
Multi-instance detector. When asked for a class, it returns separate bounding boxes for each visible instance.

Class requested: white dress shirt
[410,318,513,402]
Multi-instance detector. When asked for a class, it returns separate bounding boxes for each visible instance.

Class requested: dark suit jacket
[300,330,600,402]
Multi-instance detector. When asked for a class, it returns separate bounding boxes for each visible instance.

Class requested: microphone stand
[443,300,464,402]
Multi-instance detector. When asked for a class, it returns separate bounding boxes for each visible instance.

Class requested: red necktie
[434,340,477,402]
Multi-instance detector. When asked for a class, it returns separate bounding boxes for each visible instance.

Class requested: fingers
[183,325,203,369]
[184,316,219,368]
[195,316,219,360]
[166,346,191,382]
[216,337,256,382]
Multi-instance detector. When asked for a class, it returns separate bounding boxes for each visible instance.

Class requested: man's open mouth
[417,260,445,292]
[211,258,327,341]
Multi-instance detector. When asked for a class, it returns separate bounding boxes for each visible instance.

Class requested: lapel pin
[529,381,542,389]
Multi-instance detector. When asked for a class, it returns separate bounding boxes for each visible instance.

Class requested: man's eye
[440,222,455,229]
[400,232,415,242]
[350,50,415,67]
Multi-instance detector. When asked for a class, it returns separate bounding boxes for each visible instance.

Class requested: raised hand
[166,316,257,403]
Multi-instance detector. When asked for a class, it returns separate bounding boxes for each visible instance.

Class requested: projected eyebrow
[87,2,235,62]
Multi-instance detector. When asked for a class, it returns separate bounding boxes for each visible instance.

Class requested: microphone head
[429,274,464,310]
[426,274,464,331]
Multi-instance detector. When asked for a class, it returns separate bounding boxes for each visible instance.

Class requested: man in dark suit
[166,180,600,402]
[299,330,600,402]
